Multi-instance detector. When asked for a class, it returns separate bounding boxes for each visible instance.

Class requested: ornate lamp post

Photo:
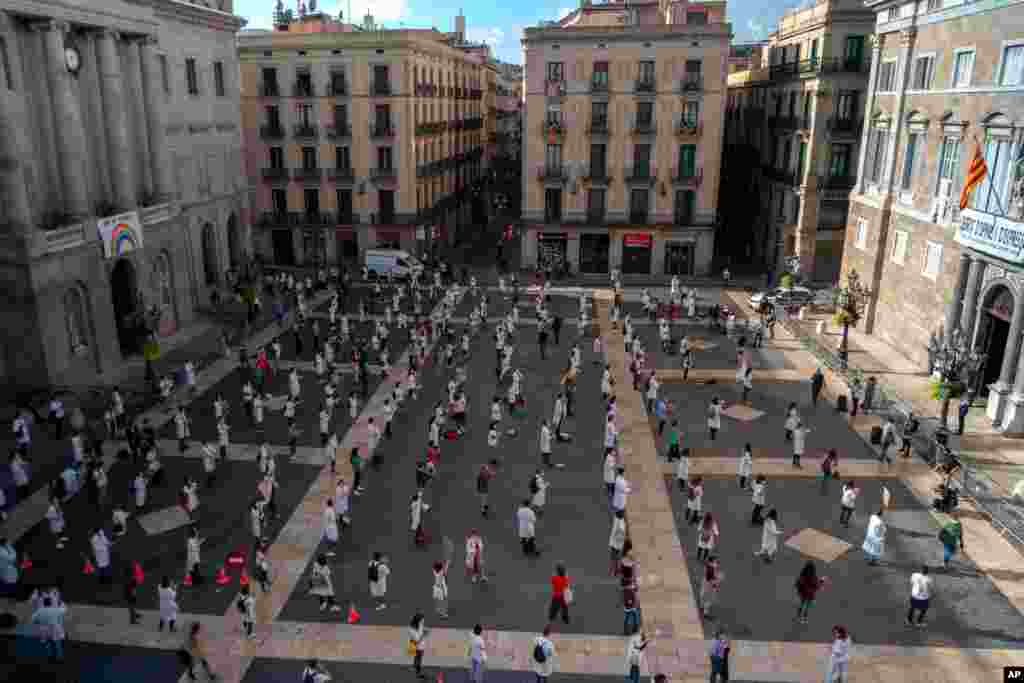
[832,269,872,370]
[932,326,985,428]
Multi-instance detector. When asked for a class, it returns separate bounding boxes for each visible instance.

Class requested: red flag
[959,141,988,210]
[347,604,360,624]
[132,560,145,585]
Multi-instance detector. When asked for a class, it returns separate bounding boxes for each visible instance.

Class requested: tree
[832,270,872,371]
[932,327,985,429]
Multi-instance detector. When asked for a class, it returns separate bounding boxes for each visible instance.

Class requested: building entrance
[111,258,140,356]
[977,285,1013,395]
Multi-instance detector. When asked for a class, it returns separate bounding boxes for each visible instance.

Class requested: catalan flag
[959,141,988,210]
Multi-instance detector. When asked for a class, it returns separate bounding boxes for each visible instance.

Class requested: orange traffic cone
[82,558,95,575]
[346,604,360,624]
[239,570,250,587]
[19,555,32,570]
[132,561,145,585]
[183,572,193,586]
[215,566,230,585]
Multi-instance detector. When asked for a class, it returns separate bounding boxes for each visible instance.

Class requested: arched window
[64,287,89,356]
[973,113,1017,214]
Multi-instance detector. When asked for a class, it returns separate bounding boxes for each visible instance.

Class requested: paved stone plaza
[1,281,1022,683]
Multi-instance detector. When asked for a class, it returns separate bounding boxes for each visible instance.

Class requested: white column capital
[30,18,70,35]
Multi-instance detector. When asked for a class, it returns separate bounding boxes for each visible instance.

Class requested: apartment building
[238,11,493,267]
[495,61,523,163]
[842,0,1024,432]
[721,0,875,283]
[521,0,730,277]
[0,0,248,390]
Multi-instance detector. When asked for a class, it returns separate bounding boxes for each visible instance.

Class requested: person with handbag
[531,625,556,682]
[409,612,427,679]
[548,563,572,625]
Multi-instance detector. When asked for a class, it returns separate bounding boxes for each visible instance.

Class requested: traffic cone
[239,570,250,587]
[19,555,32,570]
[346,604,360,624]
[82,558,95,575]
[132,561,145,585]
[215,566,230,585]
[183,572,193,586]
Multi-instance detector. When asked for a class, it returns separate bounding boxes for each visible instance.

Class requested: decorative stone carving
[984,265,1007,285]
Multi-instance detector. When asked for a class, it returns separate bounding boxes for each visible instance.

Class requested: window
[886,6,899,21]
[213,61,225,97]
[590,144,607,177]
[682,100,699,127]
[545,188,562,222]
[684,59,702,89]
[926,0,942,10]
[379,190,395,224]
[377,146,393,170]
[638,60,656,88]
[546,62,564,81]
[937,136,961,188]
[375,104,391,132]
[999,44,1024,86]
[868,128,890,183]
[266,104,280,128]
[912,55,934,90]
[587,188,606,221]
[836,91,858,119]
[892,229,909,265]
[545,144,562,170]
[269,147,284,169]
[302,147,317,170]
[185,57,199,95]
[330,70,347,94]
[678,144,696,177]
[972,137,1015,214]
[272,188,287,215]
[372,65,389,93]
[855,218,868,249]
[674,190,695,224]
[637,101,654,128]
[830,144,852,178]
[952,50,974,88]
[297,103,312,126]
[878,61,897,92]
[810,38,819,63]
[923,241,943,279]
[304,188,320,216]
[634,144,651,176]
[630,188,650,222]
[64,288,88,354]
[592,61,609,90]
[797,141,807,178]
[901,132,921,192]
[686,10,707,25]
[845,36,865,67]
[337,189,353,222]
[591,101,608,127]
[159,55,170,95]
[334,104,348,127]
[335,146,350,170]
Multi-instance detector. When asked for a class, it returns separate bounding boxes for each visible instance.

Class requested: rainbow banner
[97,211,143,259]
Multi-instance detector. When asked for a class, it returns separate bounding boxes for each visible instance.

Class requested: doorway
[272,229,296,266]
[978,286,1014,394]
[665,242,694,276]
[111,258,140,356]
[227,214,240,271]
[202,223,219,285]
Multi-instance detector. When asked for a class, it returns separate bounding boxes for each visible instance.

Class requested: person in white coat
[609,509,627,576]
[738,443,753,489]
[792,421,810,467]
[322,499,339,556]
[530,470,548,513]
[369,552,390,610]
[825,625,852,683]
[410,492,430,545]
[517,499,538,556]
[158,577,178,632]
[133,472,147,510]
[174,406,191,454]
[335,479,351,527]
[253,393,265,424]
[532,625,556,681]
[612,467,631,515]
[185,526,203,576]
[310,555,339,612]
[603,449,618,507]
[707,398,722,441]
[91,527,112,583]
[754,508,783,562]
[862,509,887,565]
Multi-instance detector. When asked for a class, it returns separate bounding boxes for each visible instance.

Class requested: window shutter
[914,133,928,193]
[864,129,877,181]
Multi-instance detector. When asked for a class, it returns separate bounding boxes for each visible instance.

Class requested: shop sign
[956,209,1024,264]
[623,233,652,248]
[540,232,568,240]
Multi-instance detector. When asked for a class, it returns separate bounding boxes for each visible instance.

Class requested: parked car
[748,286,815,309]
[364,249,424,280]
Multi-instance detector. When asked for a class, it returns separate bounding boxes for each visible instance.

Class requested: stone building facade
[520,0,730,277]
[721,0,875,283]
[237,11,494,268]
[0,0,249,391]
[841,0,1024,432]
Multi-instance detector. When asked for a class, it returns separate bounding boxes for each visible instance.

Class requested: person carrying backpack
[301,659,331,683]
[368,552,390,610]
[531,625,555,681]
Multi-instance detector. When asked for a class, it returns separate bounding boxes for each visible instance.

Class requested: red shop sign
[623,233,652,248]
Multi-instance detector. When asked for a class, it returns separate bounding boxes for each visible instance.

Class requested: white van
[365,249,423,279]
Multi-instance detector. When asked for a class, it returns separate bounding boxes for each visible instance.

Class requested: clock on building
[64,45,81,74]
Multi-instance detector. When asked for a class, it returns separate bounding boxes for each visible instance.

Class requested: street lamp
[832,270,872,370]
[932,326,986,428]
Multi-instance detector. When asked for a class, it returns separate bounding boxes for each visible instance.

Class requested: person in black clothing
[552,316,563,345]
[293,326,304,358]
[538,325,549,359]
[124,566,140,624]
[811,368,824,406]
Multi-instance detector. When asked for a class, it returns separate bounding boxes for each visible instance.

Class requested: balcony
[679,75,703,93]
[326,123,352,140]
[537,164,567,183]
[543,120,566,141]
[544,79,566,97]
[259,211,292,227]
[590,78,609,94]
[632,118,657,136]
[298,212,336,227]
[293,123,319,140]
[327,77,348,96]
[587,118,610,137]
[672,167,703,188]
[629,210,649,224]
[674,210,695,226]
[259,82,280,97]
[625,164,656,185]
[769,57,871,81]
[583,166,611,185]
[371,167,397,181]
[327,167,355,182]
[828,117,863,136]
[292,167,323,182]
[371,81,393,96]
[415,83,438,97]
[261,167,289,182]
[464,117,484,131]
[260,123,285,140]
[676,121,702,139]
[292,82,315,98]
[634,79,656,94]
[370,121,395,138]
[416,121,447,136]
[585,209,606,225]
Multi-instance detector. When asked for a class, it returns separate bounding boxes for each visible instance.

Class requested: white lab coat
[323,505,339,543]
[517,506,537,538]
[158,585,178,622]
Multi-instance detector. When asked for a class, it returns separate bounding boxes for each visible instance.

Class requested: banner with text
[955,209,1024,264]
[97,211,144,260]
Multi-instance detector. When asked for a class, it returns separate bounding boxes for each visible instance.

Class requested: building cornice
[1,0,244,34]
[522,24,732,46]
[237,32,487,65]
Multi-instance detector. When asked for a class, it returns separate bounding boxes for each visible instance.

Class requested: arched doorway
[111,258,140,356]
[977,285,1014,394]
[227,214,240,272]
[202,223,219,285]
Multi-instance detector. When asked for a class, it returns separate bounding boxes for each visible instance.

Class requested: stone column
[122,39,151,198]
[40,20,91,217]
[880,29,916,194]
[96,29,135,210]
[852,37,881,196]
[988,286,1024,423]
[944,254,971,343]
[140,36,175,200]
[999,331,1024,433]
[0,15,33,235]
[960,258,986,345]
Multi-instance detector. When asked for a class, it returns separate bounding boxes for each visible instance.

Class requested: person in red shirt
[548,563,572,624]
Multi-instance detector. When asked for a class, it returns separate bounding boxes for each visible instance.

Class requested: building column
[960,258,986,345]
[96,29,135,210]
[944,254,972,343]
[0,15,33,236]
[988,286,1024,424]
[998,328,1024,433]
[140,36,175,201]
[40,20,91,217]
[852,38,881,196]
[880,29,916,194]
[122,39,151,199]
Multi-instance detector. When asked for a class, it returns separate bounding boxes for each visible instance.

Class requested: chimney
[455,10,465,42]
